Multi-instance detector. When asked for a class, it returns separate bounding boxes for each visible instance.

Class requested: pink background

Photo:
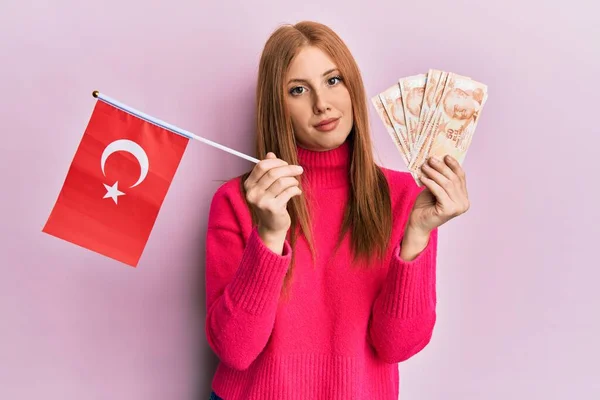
[1,0,598,399]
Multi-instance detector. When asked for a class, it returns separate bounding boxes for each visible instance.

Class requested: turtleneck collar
[296,138,352,189]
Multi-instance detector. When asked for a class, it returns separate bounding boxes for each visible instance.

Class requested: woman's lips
[314,117,340,132]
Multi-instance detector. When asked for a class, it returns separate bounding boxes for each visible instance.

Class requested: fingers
[442,155,469,212]
[244,152,304,200]
[421,159,454,200]
[256,164,303,193]
[244,152,289,190]
[421,155,470,217]
[265,175,301,197]
[426,156,455,182]
[273,185,303,208]
[443,155,467,187]
[422,156,465,202]
[419,172,450,205]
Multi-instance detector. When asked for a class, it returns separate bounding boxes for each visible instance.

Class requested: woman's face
[284,46,353,152]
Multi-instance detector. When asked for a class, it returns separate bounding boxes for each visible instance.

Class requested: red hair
[239,21,392,300]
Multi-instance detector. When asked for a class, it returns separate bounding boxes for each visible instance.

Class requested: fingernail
[429,157,439,164]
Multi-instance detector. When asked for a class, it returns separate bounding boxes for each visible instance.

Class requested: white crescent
[101,139,149,188]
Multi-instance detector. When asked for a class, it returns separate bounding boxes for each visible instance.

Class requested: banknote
[425,75,488,165]
[414,71,472,162]
[413,69,443,151]
[370,94,410,166]
[410,74,488,181]
[378,84,411,162]
[398,74,426,153]
[409,71,452,173]
[371,69,488,187]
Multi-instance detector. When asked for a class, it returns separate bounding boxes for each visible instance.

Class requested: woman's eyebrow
[287,68,339,85]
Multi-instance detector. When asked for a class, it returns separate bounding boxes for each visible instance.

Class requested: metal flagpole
[92,90,260,164]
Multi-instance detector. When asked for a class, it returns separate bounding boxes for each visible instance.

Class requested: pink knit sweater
[205,139,438,399]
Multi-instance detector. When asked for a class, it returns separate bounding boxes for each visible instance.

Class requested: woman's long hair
[239,21,392,300]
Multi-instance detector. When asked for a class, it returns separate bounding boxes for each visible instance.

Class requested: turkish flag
[43,99,189,267]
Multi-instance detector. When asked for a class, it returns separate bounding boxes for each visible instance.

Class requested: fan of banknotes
[371,69,488,186]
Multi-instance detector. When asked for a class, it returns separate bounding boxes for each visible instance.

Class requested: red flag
[43,99,189,267]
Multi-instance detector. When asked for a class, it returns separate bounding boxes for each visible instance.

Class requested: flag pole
[91,90,260,164]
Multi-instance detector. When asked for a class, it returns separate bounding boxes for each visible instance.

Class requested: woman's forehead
[286,47,338,81]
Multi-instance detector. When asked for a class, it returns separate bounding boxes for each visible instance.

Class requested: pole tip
[92,90,99,98]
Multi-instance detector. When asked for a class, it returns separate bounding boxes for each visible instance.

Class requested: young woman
[205,20,470,400]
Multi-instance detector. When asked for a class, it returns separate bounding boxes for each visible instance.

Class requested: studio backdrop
[1,0,598,399]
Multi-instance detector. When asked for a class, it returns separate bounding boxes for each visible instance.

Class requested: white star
[103,181,125,204]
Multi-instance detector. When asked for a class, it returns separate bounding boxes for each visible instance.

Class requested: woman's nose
[313,91,331,114]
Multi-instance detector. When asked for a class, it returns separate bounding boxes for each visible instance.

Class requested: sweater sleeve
[368,227,438,364]
[204,186,292,371]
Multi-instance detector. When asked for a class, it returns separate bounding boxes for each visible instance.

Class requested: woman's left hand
[406,155,470,238]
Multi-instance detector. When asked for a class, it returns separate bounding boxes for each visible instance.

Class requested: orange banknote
[370,94,410,166]
[398,74,426,153]
[415,74,488,171]
[371,70,488,186]
[378,83,411,162]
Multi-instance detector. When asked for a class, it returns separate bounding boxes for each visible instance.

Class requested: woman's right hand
[243,152,304,237]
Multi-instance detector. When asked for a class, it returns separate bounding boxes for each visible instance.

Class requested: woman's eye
[328,76,342,85]
[290,86,305,95]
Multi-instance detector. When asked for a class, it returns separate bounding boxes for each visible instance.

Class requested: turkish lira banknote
[372,70,488,186]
